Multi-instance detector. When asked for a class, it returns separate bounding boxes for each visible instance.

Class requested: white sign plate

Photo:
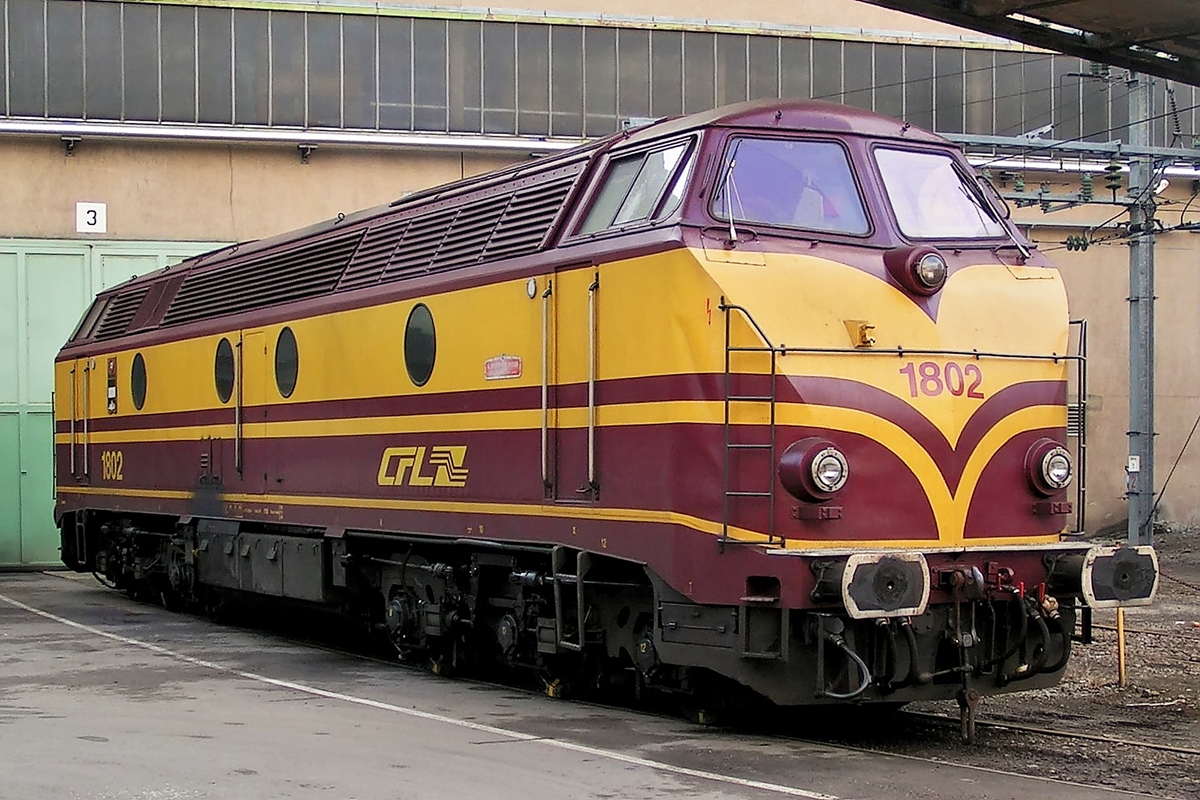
[76,202,107,234]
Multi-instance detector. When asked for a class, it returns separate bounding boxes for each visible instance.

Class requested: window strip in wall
[0,2,1188,147]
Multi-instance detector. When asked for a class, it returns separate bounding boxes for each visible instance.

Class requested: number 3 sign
[75,202,107,233]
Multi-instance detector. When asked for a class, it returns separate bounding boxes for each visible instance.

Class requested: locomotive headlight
[812,448,849,493]
[1025,438,1073,496]
[1042,448,1073,490]
[780,438,849,502]
[884,246,948,296]
[915,253,947,289]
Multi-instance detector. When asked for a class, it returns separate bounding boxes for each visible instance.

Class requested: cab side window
[577,141,692,235]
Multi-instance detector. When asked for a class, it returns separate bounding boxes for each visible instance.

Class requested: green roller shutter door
[0,240,222,569]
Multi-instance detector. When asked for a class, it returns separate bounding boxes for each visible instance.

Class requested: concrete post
[1126,72,1157,546]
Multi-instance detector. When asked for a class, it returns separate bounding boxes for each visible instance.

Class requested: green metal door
[0,240,223,568]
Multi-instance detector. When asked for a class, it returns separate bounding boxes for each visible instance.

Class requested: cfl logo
[377,446,469,488]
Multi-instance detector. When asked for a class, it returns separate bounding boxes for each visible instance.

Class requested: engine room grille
[336,168,581,292]
[92,286,151,341]
[335,217,410,291]
[162,231,364,326]
[481,175,576,262]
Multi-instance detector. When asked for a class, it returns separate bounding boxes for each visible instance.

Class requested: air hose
[822,631,873,700]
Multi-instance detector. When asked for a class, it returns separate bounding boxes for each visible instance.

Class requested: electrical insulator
[1104,161,1123,192]
[1014,174,1026,193]
[1065,234,1090,252]
[1080,173,1094,203]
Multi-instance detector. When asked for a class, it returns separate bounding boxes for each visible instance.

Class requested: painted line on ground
[0,591,838,800]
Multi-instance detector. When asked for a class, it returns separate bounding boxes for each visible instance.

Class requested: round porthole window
[404,304,436,387]
[131,353,147,411]
[275,327,299,398]
[214,338,235,404]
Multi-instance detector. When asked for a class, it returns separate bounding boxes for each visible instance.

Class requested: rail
[586,274,599,494]
[69,365,77,477]
[1068,319,1088,535]
[82,360,91,478]
[541,280,553,492]
[235,335,244,475]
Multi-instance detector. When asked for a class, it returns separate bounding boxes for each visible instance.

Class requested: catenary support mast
[1126,72,1157,547]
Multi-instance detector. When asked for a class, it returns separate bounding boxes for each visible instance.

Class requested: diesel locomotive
[54,99,1159,732]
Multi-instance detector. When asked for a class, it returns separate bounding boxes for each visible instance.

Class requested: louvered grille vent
[163,232,364,326]
[482,175,576,262]
[1067,403,1085,438]
[336,217,410,291]
[337,169,580,292]
[384,207,462,279]
[92,287,151,341]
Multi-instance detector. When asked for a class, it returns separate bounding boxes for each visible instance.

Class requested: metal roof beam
[862,0,1200,85]
[0,119,583,155]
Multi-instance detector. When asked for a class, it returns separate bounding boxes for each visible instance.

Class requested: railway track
[900,710,1200,756]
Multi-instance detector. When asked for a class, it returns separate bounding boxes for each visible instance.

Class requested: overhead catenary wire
[976,98,1200,168]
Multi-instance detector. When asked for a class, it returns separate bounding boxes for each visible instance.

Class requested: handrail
[235,335,244,475]
[718,302,1083,363]
[586,274,599,493]
[720,298,1083,545]
[69,365,77,477]
[541,280,553,491]
[1069,319,1089,535]
[82,361,90,477]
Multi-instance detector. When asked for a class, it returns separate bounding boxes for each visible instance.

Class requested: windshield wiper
[956,167,1030,260]
[716,140,745,243]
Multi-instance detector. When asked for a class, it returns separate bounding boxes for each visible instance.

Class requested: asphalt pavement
[0,572,1156,800]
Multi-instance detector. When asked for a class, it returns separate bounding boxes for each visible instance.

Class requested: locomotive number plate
[899,360,985,399]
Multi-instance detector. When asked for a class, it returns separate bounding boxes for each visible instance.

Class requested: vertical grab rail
[586,274,599,494]
[235,334,244,475]
[541,280,553,492]
[1070,319,1088,535]
[82,360,91,477]
[721,303,733,545]
[768,345,778,544]
[69,365,77,476]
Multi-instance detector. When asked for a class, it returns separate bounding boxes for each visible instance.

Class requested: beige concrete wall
[0,137,514,243]
[1017,177,1200,532]
[371,0,987,40]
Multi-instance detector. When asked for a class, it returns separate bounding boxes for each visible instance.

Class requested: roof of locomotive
[623,98,948,147]
[89,99,949,301]
[66,99,972,349]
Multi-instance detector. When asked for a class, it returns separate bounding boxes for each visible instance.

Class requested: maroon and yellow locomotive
[56,100,1157,723]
